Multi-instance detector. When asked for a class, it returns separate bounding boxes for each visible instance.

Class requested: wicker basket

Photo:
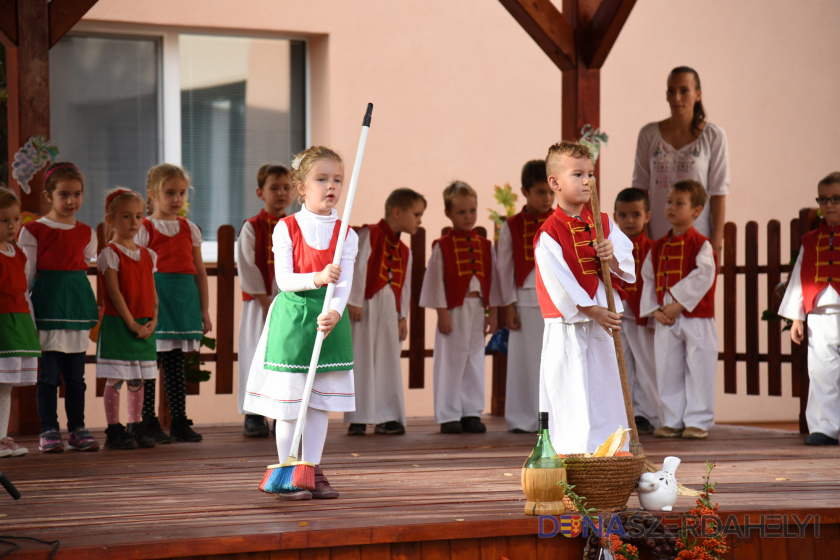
[563,454,646,512]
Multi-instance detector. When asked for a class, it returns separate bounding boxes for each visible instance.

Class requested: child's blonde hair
[44,162,84,194]
[290,146,343,203]
[671,179,707,209]
[545,140,592,175]
[0,187,21,210]
[146,163,190,215]
[443,180,476,212]
[105,188,145,216]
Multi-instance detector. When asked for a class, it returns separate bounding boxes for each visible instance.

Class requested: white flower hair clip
[291,154,305,171]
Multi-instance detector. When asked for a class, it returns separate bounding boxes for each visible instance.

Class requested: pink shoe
[0,437,28,457]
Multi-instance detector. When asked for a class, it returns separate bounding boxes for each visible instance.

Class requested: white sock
[275,407,329,465]
[0,385,12,440]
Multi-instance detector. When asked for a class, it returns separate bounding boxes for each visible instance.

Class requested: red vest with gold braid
[23,220,92,271]
[622,232,652,326]
[102,244,156,319]
[800,221,840,313]
[142,217,196,274]
[651,227,716,318]
[284,214,343,274]
[506,207,553,288]
[0,247,31,314]
[241,210,284,301]
[363,219,410,313]
[433,229,493,310]
[535,206,626,319]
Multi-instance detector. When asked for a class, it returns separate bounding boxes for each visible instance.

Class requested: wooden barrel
[521,466,566,516]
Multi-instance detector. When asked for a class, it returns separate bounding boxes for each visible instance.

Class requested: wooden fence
[10,213,817,434]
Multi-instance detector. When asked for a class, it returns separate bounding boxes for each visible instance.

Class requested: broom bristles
[259,462,316,494]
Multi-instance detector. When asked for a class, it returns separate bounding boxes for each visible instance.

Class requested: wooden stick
[588,178,644,456]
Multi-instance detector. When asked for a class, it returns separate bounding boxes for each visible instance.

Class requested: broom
[589,179,699,497]
[260,103,373,494]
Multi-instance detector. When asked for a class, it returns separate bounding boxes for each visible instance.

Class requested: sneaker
[461,416,487,433]
[0,443,12,458]
[104,423,139,450]
[681,427,709,439]
[39,430,65,453]
[374,421,405,435]
[312,465,339,499]
[804,432,839,446]
[653,426,684,438]
[347,423,367,436]
[635,416,654,435]
[68,427,100,452]
[243,414,270,438]
[0,437,28,457]
[142,416,173,444]
[440,421,463,434]
[170,416,202,442]
[127,422,157,448]
[276,489,312,501]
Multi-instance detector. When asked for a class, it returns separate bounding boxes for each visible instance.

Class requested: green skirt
[0,314,41,358]
[264,286,353,373]
[97,315,157,362]
[30,270,98,330]
[154,272,203,340]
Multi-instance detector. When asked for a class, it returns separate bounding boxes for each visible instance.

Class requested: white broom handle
[288,103,373,460]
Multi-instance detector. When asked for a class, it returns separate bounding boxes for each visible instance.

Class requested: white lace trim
[264,361,354,370]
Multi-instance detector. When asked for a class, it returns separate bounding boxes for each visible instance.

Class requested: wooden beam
[0,0,18,47]
[561,0,600,143]
[582,0,636,69]
[497,0,576,72]
[48,0,99,48]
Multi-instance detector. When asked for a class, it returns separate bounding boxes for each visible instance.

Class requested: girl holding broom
[244,146,359,501]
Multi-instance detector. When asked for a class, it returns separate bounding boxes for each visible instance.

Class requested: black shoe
[374,421,405,435]
[170,416,202,442]
[347,423,367,436]
[635,416,654,435]
[127,422,156,448]
[461,416,486,433]
[440,421,463,434]
[104,423,139,450]
[142,416,172,444]
[804,432,839,446]
[243,414,270,438]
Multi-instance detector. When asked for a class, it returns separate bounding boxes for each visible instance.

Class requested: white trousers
[433,298,486,423]
[805,313,840,439]
[539,321,629,454]
[653,316,717,431]
[238,300,265,414]
[504,305,543,432]
[620,319,662,427]
[344,289,406,426]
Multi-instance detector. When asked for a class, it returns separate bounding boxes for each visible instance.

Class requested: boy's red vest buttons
[651,227,716,318]
[242,210,283,301]
[433,229,493,309]
[800,222,840,313]
[622,232,652,325]
[506,207,552,288]
[363,219,410,312]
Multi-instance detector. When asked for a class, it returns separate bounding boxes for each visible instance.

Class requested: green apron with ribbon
[0,314,41,357]
[97,316,157,361]
[154,273,203,340]
[30,270,98,330]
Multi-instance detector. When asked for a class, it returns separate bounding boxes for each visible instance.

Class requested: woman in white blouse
[632,66,730,259]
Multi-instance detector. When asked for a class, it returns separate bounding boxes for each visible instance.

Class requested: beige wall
[69,0,840,429]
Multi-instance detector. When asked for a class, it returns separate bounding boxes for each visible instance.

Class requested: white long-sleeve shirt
[778,248,840,321]
[639,240,716,317]
[418,242,502,310]
[496,220,539,307]
[236,220,279,298]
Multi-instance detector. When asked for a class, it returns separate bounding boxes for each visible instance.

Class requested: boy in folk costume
[498,160,554,433]
[420,181,501,434]
[535,141,635,454]
[778,172,840,446]
[640,179,718,440]
[613,187,662,435]
[236,164,292,437]
[345,189,426,436]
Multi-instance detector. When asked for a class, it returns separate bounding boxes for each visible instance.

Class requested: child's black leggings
[143,349,187,419]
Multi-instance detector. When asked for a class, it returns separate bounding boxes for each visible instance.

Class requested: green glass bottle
[523,411,564,469]
[521,411,567,515]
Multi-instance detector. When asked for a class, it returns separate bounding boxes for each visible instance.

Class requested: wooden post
[408,227,427,389]
[215,225,235,394]
[745,221,759,395]
[766,220,782,397]
[722,222,737,394]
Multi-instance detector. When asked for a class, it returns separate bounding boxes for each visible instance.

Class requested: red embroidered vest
[142,217,196,274]
[535,207,626,319]
[433,229,493,309]
[363,220,410,312]
[241,210,284,301]
[23,220,92,271]
[284,214,343,274]
[622,232,652,326]
[506,207,552,288]
[0,247,31,314]
[102,244,156,319]
[651,227,716,318]
[800,221,840,313]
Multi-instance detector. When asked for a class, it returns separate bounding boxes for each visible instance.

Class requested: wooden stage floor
[0,417,838,559]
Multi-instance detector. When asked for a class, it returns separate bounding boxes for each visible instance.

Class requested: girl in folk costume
[244,146,358,500]
[136,164,210,443]
[419,181,501,435]
[96,190,159,450]
[237,163,292,437]
[19,162,100,453]
[0,188,40,457]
